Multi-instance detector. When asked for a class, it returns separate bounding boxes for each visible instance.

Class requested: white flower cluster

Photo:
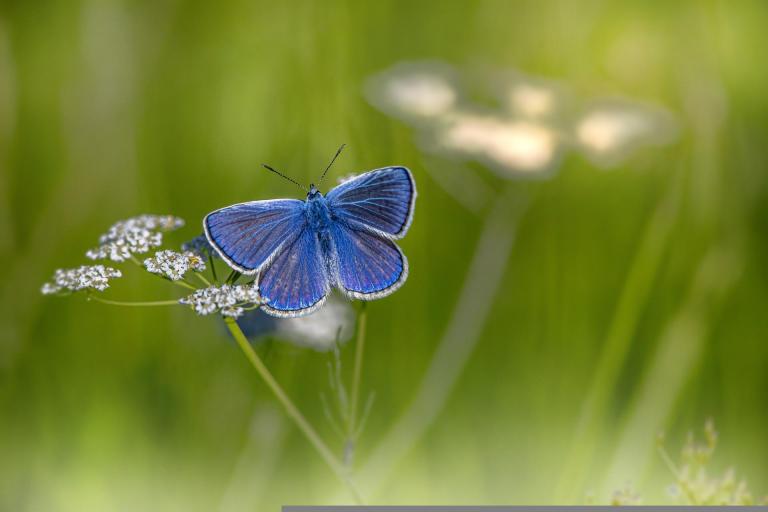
[179,283,260,318]
[660,420,765,505]
[41,265,122,295]
[86,215,185,262]
[144,250,206,281]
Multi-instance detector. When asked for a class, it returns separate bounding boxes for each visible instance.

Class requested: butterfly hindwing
[331,222,407,299]
[326,166,416,239]
[204,199,306,274]
[259,226,331,317]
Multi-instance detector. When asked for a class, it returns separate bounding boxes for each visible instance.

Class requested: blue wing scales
[204,199,305,274]
[326,166,416,238]
[259,226,331,317]
[331,222,407,299]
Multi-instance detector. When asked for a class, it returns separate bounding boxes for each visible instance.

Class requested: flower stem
[224,317,363,504]
[174,280,197,291]
[194,272,211,287]
[349,302,367,437]
[88,296,179,307]
[208,254,218,282]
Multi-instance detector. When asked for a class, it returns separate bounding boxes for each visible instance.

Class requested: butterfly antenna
[262,164,308,192]
[318,144,346,185]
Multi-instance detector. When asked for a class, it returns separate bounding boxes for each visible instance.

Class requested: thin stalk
[88,296,179,307]
[194,272,211,287]
[172,280,197,291]
[227,269,241,284]
[348,302,367,436]
[208,253,218,282]
[224,317,363,504]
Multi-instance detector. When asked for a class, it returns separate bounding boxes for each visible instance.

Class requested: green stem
[208,253,218,282]
[174,280,197,291]
[88,296,179,307]
[224,317,363,504]
[349,302,367,437]
[194,272,211,287]
[227,269,241,284]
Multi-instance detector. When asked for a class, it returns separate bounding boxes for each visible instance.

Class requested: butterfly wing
[326,166,416,239]
[330,219,408,300]
[204,199,306,275]
[259,226,331,317]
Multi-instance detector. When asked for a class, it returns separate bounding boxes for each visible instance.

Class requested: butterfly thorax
[305,190,332,233]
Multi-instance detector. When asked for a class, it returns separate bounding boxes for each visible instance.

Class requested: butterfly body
[204,166,416,318]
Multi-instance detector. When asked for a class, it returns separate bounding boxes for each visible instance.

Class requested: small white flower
[86,214,185,262]
[221,306,244,318]
[179,283,259,318]
[144,250,206,281]
[41,265,122,295]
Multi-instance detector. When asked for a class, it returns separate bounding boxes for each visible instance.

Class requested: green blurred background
[1,0,767,509]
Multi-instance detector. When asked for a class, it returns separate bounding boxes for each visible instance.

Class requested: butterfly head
[307,183,322,200]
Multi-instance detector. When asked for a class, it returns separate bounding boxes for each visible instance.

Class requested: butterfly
[204,147,416,318]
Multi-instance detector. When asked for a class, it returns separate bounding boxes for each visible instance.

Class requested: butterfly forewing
[204,199,306,274]
[326,166,416,239]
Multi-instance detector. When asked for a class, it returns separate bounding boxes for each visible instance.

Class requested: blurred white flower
[179,283,259,318]
[509,83,556,118]
[366,61,679,184]
[144,250,206,281]
[437,114,560,176]
[41,265,122,295]
[336,172,357,185]
[365,62,459,122]
[237,295,355,352]
[86,214,185,262]
[575,100,678,168]
[278,296,355,351]
[659,420,763,506]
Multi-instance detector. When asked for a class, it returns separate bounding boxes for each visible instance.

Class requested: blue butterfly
[204,150,416,318]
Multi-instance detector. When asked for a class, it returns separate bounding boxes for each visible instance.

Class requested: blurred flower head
[493,71,568,121]
[179,283,259,319]
[365,61,460,122]
[575,99,678,168]
[86,214,184,262]
[237,295,355,352]
[434,113,560,177]
[660,420,762,505]
[144,249,206,281]
[41,265,122,295]
[366,60,678,181]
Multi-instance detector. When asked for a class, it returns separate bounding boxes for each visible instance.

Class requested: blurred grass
[1,0,768,509]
